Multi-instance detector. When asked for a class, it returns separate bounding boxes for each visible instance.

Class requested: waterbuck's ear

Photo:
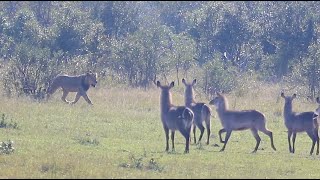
[192,79,197,85]
[170,81,174,88]
[317,97,320,104]
[182,78,186,85]
[156,81,161,87]
[280,92,285,98]
[292,94,297,99]
[216,92,222,96]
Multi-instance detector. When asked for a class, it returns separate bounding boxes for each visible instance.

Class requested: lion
[46,71,98,105]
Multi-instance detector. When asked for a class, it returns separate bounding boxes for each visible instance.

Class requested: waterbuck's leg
[287,130,293,153]
[185,132,191,154]
[193,123,197,144]
[196,121,205,145]
[220,130,232,152]
[306,130,316,155]
[171,131,175,152]
[315,128,319,155]
[163,125,169,152]
[292,132,297,153]
[219,128,226,143]
[250,128,261,153]
[260,128,276,151]
[180,128,191,154]
[205,119,211,145]
[61,90,69,104]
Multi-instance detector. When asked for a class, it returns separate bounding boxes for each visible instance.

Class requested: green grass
[0,84,319,178]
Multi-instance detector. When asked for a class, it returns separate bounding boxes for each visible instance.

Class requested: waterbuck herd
[156,79,320,155]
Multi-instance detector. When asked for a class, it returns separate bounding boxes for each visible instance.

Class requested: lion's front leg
[82,92,93,105]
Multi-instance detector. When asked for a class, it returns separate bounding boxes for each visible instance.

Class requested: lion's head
[85,71,98,87]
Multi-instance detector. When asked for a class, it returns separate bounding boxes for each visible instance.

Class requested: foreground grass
[0,83,319,178]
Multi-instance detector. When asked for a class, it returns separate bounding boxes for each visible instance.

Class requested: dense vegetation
[0,1,319,99]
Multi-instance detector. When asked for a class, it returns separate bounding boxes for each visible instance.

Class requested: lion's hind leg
[61,90,71,104]
[46,80,60,99]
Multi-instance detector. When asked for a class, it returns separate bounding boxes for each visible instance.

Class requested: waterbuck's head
[315,97,320,117]
[157,81,175,109]
[182,78,196,89]
[156,81,174,91]
[209,92,226,109]
[280,92,296,104]
[182,78,197,104]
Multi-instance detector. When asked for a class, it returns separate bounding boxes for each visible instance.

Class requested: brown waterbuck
[281,92,319,155]
[156,81,194,153]
[209,92,276,153]
[182,78,212,145]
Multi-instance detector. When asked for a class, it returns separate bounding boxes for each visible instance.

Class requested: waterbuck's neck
[283,100,293,120]
[216,96,229,115]
[185,86,196,106]
[160,90,172,112]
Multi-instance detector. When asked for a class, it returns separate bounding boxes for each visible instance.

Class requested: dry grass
[0,80,319,178]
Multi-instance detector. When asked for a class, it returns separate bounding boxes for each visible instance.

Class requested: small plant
[0,140,15,155]
[119,153,164,173]
[119,154,143,170]
[75,133,100,146]
[195,142,205,150]
[0,113,19,129]
[146,158,164,172]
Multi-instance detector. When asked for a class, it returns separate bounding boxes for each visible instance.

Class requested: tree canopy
[0,1,319,99]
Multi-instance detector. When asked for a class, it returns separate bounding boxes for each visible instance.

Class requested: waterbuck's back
[219,110,265,130]
[288,111,317,132]
[162,106,193,130]
[190,103,205,118]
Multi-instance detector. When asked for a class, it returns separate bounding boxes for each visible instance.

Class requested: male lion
[47,71,98,105]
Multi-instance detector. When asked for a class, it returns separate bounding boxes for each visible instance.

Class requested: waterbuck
[281,92,319,155]
[182,78,212,145]
[156,81,194,153]
[209,92,276,153]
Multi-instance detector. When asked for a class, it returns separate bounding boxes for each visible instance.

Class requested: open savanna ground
[0,82,319,178]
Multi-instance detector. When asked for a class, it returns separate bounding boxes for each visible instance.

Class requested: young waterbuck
[281,92,319,155]
[209,92,276,153]
[156,81,194,153]
[182,78,212,145]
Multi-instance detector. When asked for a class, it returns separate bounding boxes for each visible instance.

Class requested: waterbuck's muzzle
[313,108,319,120]
[315,107,320,116]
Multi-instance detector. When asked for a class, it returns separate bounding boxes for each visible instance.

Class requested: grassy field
[0,82,319,178]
